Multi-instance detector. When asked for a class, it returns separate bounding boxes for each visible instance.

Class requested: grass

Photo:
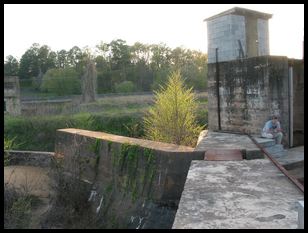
[5,93,208,151]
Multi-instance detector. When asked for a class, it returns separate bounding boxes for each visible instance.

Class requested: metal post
[297,201,304,229]
[288,66,294,147]
[215,48,221,130]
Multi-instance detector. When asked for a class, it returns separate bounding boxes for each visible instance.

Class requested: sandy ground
[4,165,54,228]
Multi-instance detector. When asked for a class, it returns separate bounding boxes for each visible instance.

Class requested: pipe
[215,48,221,130]
[248,135,304,193]
[288,66,294,147]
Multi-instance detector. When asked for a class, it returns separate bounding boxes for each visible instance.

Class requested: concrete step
[270,149,288,158]
[204,149,243,161]
[254,137,276,147]
[264,144,284,154]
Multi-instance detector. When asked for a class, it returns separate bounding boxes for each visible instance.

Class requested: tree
[4,55,19,76]
[18,43,40,80]
[56,49,69,68]
[143,70,203,147]
[18,43,56,80]
[114,81,136,93]
[150,43,171,90]
[32,67,43,90]
[67,46,83,70]
[41,68,81,95]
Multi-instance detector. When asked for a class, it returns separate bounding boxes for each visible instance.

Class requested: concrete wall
[207,15,246,63]
[207,56,290,145]
[54,128,204,228]
[245,15,258,58]
[291,60,304,146]
[257,19,270,56]
[21,99,74,116]
[207,14,270,64]
[5,150,55,167]
[4,76,21,115]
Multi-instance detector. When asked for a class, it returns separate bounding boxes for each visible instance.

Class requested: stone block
[264,144,284,154]
[244,148,264,160]
[254,137,276,147]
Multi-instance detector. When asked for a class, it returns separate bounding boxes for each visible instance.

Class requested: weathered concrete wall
[257,19,270,56]
[207,12,270,63]
[54,128,204,228]
[245,15,258,58]
[4,76,21,115]
[21,99,75,116]
[5,150,55,167]
[290,60,304,146]
[207,15,246,63]
[208,56,290,145]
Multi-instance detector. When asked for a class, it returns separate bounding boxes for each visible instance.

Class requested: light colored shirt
[262,120,281,133]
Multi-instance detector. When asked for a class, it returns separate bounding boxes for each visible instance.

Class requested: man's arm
[276,122,283,133]
[264,121,273,133]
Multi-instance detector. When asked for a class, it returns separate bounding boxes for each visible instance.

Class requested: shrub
[143,70,204,147]
[115,81,136,93]
[4,184,36,229]
[41,68,81,95]
[4,137,16,166]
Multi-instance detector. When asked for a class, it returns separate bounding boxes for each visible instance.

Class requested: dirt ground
[4,165,54,228]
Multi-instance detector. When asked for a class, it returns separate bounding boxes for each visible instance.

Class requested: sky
[4,4,304,61]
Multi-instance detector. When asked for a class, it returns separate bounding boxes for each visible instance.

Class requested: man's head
[271,115,278,124]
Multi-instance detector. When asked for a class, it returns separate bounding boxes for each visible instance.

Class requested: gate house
[204,7,304,147]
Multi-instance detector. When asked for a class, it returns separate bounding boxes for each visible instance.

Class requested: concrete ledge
[58,128,195,153]
[5,150,55,167]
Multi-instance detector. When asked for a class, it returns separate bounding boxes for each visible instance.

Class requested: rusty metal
[204,149,243,161]
[212,129,304,193]
[248,134,304,193]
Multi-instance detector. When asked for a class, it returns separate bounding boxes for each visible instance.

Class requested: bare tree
[82,58,97,103]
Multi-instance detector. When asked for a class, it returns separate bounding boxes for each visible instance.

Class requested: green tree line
[4,39,208,95]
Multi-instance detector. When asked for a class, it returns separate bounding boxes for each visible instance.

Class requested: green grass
[5,93,207,151]
[4,113,145,151]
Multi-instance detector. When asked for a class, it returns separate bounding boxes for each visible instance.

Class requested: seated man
[261,115,283,144]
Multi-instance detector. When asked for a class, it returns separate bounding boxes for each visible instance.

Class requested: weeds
[4,183,39,229]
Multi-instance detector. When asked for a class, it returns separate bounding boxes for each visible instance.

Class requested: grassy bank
[5,94,207,152]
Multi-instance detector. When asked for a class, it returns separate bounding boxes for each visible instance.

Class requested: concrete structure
[207,55,304,148]
[5,128,304,229]
[172,159,304,229]
[54,128,205,229]
[205,7,304,148]
[195,131,263,160]
[4,76,21,115]
[5,150,55,167]
[205,7,272,63]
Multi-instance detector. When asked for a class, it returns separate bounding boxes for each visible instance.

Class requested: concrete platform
[195,131,263,159]
[172,159,304,229]
[277,146,304,166]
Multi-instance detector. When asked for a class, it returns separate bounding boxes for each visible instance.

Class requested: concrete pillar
[297,200,304,229]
